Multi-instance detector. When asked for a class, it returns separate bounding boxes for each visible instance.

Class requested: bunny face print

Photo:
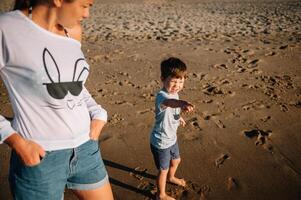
[42,48,89,110]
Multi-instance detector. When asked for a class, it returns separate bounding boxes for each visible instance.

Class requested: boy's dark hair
[161,57,187,80]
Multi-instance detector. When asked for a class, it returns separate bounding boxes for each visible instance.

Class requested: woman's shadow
[103,159,157,199]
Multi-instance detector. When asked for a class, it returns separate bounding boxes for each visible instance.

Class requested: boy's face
[162,76,185,94]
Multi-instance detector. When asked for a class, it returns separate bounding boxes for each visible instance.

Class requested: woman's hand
[89,119,106,141]
[5,133,45,167]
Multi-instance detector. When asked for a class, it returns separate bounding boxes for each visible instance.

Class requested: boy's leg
[157,169,175,200]
[150,144,175,200]
[167,143,186,187]
[168,158,186,186]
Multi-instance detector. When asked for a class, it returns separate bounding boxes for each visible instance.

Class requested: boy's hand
[180,117,186,127]
[181,101,194,112]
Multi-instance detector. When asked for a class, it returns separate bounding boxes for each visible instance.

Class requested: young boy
[150,57,194,200]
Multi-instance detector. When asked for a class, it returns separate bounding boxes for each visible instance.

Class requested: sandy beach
[1,0,301,199]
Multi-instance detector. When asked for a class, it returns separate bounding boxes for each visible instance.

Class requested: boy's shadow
[103,159,157,199]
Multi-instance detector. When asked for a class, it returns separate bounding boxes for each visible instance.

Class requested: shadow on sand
[103,159,157,199]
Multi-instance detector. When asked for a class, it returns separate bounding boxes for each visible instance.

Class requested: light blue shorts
[9,140,109,200]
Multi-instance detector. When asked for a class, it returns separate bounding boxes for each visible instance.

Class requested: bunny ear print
[43,48,61,83]
[73,58,89,82]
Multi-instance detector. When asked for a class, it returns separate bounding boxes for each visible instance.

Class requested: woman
[0,0,114,199]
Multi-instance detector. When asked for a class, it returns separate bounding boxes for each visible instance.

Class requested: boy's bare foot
[157,194,176,200]
[168,177,186,187]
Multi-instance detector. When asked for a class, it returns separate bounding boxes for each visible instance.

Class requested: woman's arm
[82,87,108,140]
[5,133,46,166]
[89,119,106,141]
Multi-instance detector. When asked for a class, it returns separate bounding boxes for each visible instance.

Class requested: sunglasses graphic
[42,48,89,100]
[43,81,83,99]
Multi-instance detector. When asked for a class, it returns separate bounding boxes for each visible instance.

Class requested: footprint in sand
[212,64,228,70]
[123,80,136,87]
[190,72,206,81]
[181,117,202,141]
[202,99,213,104]
[228,91,236,97]
[177,181,210,200]
[289,100,301,108]
[247,68,261,75]
[243,129,272,148]
[244,129,301,176]
[247,59,260,68]
[265,51,276,56]
[142,93,155,100]
[215,153,230,168]
[137,181,156,194]
[260,116,271,122]
[241,49,255,56]
[185,181,202,193]
[241,100,268,111]
[137,108,154,115]
[218,79,232,85]
[130,166,148,181]
[279,45,288,50]
[236,65,246,73]
[295,87,301,97]
[202,83,224,96]
[280,104,289,112]
[114,100,134,106]
[186,117,202,131]
[178,190,201,200]
[227,177,238,191]
[212,117,226,129]
[223,48,233,55]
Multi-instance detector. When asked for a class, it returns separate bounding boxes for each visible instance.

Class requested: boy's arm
[161,99,194,112]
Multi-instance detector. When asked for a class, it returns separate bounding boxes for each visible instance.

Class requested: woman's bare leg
[72,182,114,200]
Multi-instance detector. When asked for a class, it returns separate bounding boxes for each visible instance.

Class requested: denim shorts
[9,140,109,200]
[150,142,180,170]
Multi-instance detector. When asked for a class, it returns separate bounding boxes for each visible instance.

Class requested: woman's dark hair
[14,0,41,10]
[13,0,74,10]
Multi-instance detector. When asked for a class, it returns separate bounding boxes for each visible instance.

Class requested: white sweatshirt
[0,11,107,151]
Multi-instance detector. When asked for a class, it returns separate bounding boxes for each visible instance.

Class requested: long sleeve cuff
[90,105,108,122]
[0,117,16,143]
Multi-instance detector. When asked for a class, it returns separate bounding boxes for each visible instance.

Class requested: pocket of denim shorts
[24,152,49,168]
[89,138,99,142]
[88,140,100,156]
[89,139,100,146]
